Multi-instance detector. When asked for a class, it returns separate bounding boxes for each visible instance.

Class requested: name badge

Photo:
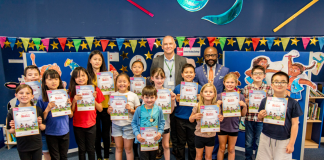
[168,81,174,86]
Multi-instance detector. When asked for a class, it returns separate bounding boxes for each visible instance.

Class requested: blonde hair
[197,83,217,113]
[223,73,238,83]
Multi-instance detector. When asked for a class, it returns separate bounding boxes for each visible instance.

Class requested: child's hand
[107,106,113,114]
[9,120,15,129]
[286,143,294,154]
[37,116,42,125]
[125,104,131,111]
[218,114,224,122]
[195,113,203,120]
[176,94,180,102]
[245,98,249,105]
[137,134,145,143]
[217,100,222,106]
[259,110,267,118]
[154,132,161,141]
[239,101,246,108]
[46,102,56,112]
[74,95,82,102]
[93,91,97,99]
[113,71,119,80]
[171,92,176,101]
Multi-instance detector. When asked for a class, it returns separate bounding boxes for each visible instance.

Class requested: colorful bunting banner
[8,37,16,50]
[41,39,50,51]
[218,37,227,50]
[100,40,109,51]
[302,37,311,50]
[57,38,67,51]
[176,37,185,49]
[21,38,30,51]
[85,37,94,50]
[147,38,156,51]
[116,38,125,51]
[72,39,81,52]
[207,37,216,47]
[265,37,275,50]
[236,37,245,50]
[251,38,260,51]
[318,37,324,50]
[32,38,41,51]
[129,40,137,53]
[281,37,290,51]
[187,38,196,50]
[0,37,6,48]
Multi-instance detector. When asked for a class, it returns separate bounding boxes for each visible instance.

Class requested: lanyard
[164,60,174,78]
[145,105,154,122]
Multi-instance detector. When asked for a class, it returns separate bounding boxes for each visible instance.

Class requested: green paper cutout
[219,37,227,50]
[32,38,41,51]
[73,39,82,52]
[176,37,186,49]
[236,37,245,50]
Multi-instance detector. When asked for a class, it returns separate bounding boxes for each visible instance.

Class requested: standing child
[173,63,202,160]
[86,50,118,160]
[242,65,273,160]
[189,83,224,160]
[131,86,166,160]
[37,69,73,160]
[7,84,46,160]
[69,67,105,160]
[217,73,247,160]
[108,73,140,160]
[150,67,176,160]
[257,71,303,160]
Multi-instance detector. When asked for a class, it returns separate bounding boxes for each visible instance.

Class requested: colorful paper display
[248,90,267,113]
[263,97,287,126]
[76,85,95,111]
[140,126,159,151]
[130,77,146,99]
[22,81,42,105]
[200,105,220,133]
[222,92,240,117]
[179,82,198,106]
[13,106,39,137]
[97,72,115,95]
[109,95,128,120]
[156,89,172,114]
[47,89,71,117]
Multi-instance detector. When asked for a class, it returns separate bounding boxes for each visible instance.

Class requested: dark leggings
[74,125,96,160]
[18,148,42,160]
[95,108,112,159]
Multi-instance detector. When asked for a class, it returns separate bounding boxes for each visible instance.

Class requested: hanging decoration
[145,51,153,60]
[259,37,268,46]
[126,0,154,17]
[219,37,226,50]
[251,38,260,51]
[15,40,23,49]
[273,38,282,46]
[32,38,41,51]
[291,37,300,46]
[281,37,290,51]
[129,40,137,53]
[57,38,67,51]
[72,39,81,52]
[100,40,109,51]
[0,37,6,48]
[85,37,94,50]
[147,38,156,51]
[197,38,206,47]
[236,37,245,50]
[8,37,16,50]
[310,37,318,46]
[116,38,125,51]
[41,39,50,51]
[108,41,116,50]
[302,37,311,50]
[245,38,252,46]
[139,38,147,47]
[21,38,30,51]
[28,41,36,50]
[176,37,185,49]
[187,38,196,50]
[177,0,208,12]
[80,41,88,50]
[227,37,236,47]
[93,39,101,48]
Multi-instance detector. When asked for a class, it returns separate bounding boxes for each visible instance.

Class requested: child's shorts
[111,123,135,139]
[163,128,170,134]
[195,136,215,148]
[42,135,49,152]
[218,130,238,137]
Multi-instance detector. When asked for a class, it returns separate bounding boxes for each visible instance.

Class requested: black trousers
[18,148,42,160]
[95,108,112,159]
[139,144,157,160]
[170,111,178,150]
[176,117,196,160]
[46,132,70,160]
[74,125,96,160]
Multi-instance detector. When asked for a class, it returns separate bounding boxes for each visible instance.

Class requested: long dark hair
[16,84,34,106]
[41,69,64,102]
[115,73,130,92]
[87,50,107,79]
[68,67,93,99]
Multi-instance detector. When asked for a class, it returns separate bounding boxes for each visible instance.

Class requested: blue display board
[224,51,311,160]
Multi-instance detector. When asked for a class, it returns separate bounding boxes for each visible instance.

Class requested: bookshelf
[4,126,17,149]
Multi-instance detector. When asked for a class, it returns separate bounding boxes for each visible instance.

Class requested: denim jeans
[245,120,263,160]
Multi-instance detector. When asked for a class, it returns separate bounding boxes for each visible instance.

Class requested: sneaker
[97,159,102,160]
[156,149,163,159]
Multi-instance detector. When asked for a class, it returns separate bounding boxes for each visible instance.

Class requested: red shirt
[72,87,105,128]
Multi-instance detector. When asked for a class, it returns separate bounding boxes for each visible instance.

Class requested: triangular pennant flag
[100,40,109,51]
[187,38,196,50]
[265,37,275,50]
[72,39,81,52]
[281,38,290,51]
[236,37,245,50]
[8,37,16,50]
[147,38,156,51]
[318,37,324,50]
[302,37,311,50]
[41,38,50,51]
[251,38,260,51]
[176,37,185,49]
[116,38,125,51]
[0,37,6,48]
[32,38,41,51]
[85,37,94,50]
[129,40,137,53]
[57,38,67,51]
[21,38,30,51]
[218,37,227,50]
[207,37,216,47]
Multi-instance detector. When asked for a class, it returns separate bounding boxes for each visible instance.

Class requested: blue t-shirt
[258,96,303,140]
[173,83,202,120]
[37,95,70,136]
[140,104,160,127]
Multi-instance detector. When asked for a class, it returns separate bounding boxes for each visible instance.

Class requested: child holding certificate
[242,65,273,160]
[173,63,202,160]
[189,83,224,160]
[131,86,165,160]
[87,50,118,160]
[68,67,105,160]
[108,73,140,160]
[257,72,303,160]
[7,84,46,160]
[217,73,247,160]
[36,69,73,160]
[150,67,176,160]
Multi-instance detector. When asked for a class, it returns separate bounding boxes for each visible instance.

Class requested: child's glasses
[252,72,264,76]
[272,81,288,86]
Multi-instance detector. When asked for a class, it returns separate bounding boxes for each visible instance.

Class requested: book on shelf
[308,102,320,120]
[309,89,324,98]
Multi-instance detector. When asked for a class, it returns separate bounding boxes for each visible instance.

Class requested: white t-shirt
[111,91,140,126]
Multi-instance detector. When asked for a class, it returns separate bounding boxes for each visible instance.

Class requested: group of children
[6,50,302,160]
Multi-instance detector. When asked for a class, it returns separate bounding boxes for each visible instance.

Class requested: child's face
[45,76,60,90]
[202,86,215,101]
[90,54,103,70]
[251,69,265,82]
[271,75,288,94]
[258,59,268,69]
[131,62,144,77]
[142,95,157,107]
[15,87,34,105]
[181,67,195,82]
[151,74,165,88]
[223,78,237,91]
[75,71,88,85]
[24,69,40,82]
[116,76,130,92]
[289,65,301,77]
